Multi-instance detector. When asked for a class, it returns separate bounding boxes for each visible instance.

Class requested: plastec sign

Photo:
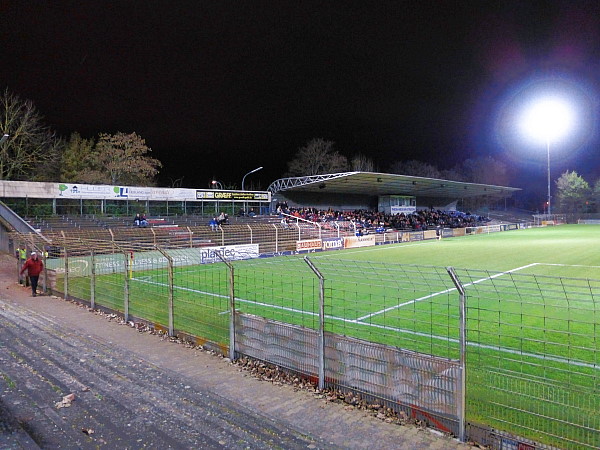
[296,239,322,252]
[197,244,259,264]
[343,235,376,249]
[46,243,260,276]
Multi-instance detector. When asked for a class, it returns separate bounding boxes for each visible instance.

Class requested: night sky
[3,1,600,205]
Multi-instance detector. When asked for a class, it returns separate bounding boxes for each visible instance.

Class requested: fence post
[447,266,466,443]
[271,223,279,253]
[304,256,325,390]
[228,260,235,360]
[64,247,69,299]
[90,250,96,309]
[155,246,174,336]
[123,251,130,322]
[42,251,47,294]
[186,226,193,248]
[216,251,236,361]
[16,241,21,284]
[219,226,225,246]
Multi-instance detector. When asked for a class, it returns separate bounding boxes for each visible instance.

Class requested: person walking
[20,252,44,297]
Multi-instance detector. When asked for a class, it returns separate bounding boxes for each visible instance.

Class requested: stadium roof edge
[266,172,520,199]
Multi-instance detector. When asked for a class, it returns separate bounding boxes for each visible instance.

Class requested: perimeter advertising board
[296,239,322,252]
[46,244,259,276]
[322,237,344,251]
[343,235,376,249]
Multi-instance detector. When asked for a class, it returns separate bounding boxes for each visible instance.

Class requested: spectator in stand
[20,251,44,297]
[217,212,227,225]
[133,213,141,226]
[140,213,148,227]
[209,217,218,231]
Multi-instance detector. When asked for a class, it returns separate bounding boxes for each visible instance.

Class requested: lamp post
[521,98,573,217]
[241,166,263,191]
[211,180,223,190]
[545,138,551,214]
[241,166,263,215]
[0,134,8,145]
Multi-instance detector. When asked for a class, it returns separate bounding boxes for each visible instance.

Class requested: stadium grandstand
[0,173,520,253]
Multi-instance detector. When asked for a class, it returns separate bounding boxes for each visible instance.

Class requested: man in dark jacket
[20,252,44,297]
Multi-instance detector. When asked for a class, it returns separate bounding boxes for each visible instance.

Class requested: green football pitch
[63,224,600,447]
[67,224,600,355]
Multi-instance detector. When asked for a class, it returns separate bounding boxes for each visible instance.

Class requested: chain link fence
[8,228,599,449]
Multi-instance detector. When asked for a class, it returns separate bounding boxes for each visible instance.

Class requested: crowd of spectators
[275,202,489,232]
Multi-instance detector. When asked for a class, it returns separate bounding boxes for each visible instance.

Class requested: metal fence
[9,225,599,449]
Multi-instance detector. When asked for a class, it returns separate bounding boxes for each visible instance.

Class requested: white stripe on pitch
[132,272,599,371]
[355,263,540,322]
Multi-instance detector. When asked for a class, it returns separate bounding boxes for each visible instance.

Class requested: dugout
[267,171,520,213]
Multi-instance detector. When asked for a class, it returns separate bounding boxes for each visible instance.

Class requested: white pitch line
[133,277,322,318]
[353,320,600,370]
[536,263,600,268]
[355,262,540,322]
[314,240,438,258]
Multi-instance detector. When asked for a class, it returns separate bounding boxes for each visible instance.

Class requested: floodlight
[521,97,574,142]
[520,96,575,215]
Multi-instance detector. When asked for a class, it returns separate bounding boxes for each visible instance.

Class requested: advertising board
[296,239,322,252]
[408,232,424,241]
[322,237,344,251]
[390,205,417,214]
[343,235,376,249]
[47,244,260,276]
[196,190,270,201]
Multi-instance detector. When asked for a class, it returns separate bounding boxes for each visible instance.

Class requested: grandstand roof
[267,172,520,199]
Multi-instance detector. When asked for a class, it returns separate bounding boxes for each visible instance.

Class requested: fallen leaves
[55,393,76,408]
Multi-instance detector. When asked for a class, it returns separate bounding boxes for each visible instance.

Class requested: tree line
[285,138,511,187]
[2,88,596,215]
[0,89,161,186]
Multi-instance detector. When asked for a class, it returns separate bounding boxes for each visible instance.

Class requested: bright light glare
[521,97,574,142]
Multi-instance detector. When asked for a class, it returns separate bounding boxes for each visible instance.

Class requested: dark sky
[2,1,600,204]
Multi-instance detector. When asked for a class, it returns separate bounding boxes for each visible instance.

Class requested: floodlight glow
[521,97,574,142]
[519,95,576,216]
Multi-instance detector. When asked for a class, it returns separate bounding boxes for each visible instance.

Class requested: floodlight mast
[521,98,574,216]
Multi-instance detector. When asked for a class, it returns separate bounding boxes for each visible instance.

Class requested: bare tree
[80,132,162,185]
[287,138,349,176]
[462,156,509,186]
[439,166,466,182]
[389,160,441,178]
[0,88,61,180]
[351,154,376,172]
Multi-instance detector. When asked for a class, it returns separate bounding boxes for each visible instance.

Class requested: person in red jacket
[20,252,44,297]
